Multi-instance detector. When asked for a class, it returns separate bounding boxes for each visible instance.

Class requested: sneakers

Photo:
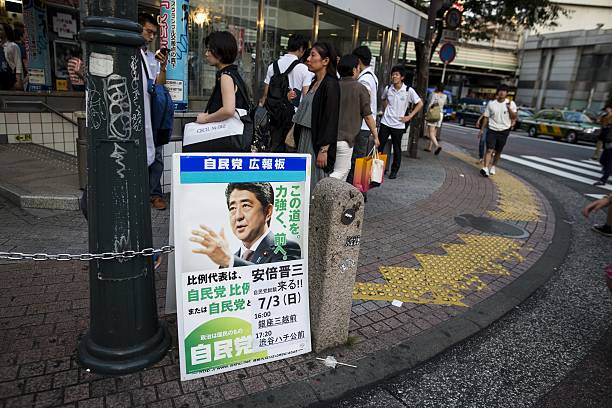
[480,167,489,177]
[434,146,442,156]
[151,196,167,210]
[593,224,612,237]
[489,166,496,175]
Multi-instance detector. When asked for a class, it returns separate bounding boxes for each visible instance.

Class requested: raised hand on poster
[190,225,232,268]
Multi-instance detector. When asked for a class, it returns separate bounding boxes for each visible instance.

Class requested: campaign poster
[23,0,52,90]
[160,0,189,109]
[172,153,312,381]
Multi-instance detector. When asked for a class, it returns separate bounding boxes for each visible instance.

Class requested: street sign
[444,7,462,29]
[172,153,312,380]
[439,42,456,64]
[442,29,459,42]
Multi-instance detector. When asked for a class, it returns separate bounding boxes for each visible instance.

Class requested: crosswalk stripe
[552,158,601,171]
[585,194,607,200]
[501,154,612,191]
[521,156,603,178]
[581,159,602,166]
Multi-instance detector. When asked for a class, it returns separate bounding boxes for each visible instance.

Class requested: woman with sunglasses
[293,42,340,193]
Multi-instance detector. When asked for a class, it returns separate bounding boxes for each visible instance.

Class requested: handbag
[285,124,296,149]
[352,148,388,192]
[183,70,253,153]
[370,148,385,186]
[425,103,441,123]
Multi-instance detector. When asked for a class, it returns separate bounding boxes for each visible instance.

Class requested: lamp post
[78,1,170,374]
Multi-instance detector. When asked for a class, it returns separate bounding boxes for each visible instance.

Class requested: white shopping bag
[182,109,246,147]
[370,148,385,184]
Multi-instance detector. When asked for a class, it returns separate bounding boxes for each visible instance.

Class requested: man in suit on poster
[190,182,301,267]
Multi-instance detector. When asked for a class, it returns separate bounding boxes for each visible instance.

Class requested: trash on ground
[316,356,357,369]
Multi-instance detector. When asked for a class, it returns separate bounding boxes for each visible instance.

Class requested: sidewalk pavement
[0,142,559,408]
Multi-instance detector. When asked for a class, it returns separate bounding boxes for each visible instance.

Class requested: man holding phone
[478,85,517,177]
[139,13,168,211]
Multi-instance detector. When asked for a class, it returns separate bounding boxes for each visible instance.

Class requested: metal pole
[254,0,265,100]
[312,4,320,43]
[78,0,170,374]
[352,18,359,50]
[441,62,447,83]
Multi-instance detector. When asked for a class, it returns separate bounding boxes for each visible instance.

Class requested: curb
[216,171,570,408]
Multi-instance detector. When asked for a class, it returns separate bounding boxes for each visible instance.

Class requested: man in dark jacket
[190,182,301,267]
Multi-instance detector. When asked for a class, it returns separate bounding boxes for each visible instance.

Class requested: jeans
[329,141,354,181]
[378,124,405,174]
[347,130,372,184]
[149,145,164,197]
[478,128,488,159]
[600,148,612,183]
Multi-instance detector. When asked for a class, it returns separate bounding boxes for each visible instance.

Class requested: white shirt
[358,67,378,131]
[381,84,421,129]
[484,99,517,131]
[264,53,313,92]
[2,41,23,75]
[141,49,160,166]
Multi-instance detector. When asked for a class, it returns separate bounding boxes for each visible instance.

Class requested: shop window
[316,6,354,56]
[188,0,259,102]
[356,20,385,78]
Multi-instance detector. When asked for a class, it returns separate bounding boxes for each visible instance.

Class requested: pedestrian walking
[139,13,169,211]
[0,23,23,91]
[188,31,250,140]
[582,193,612,237]
[346,46,378,191]
[379,65,423,179]
[478,85,517,177]
[293,42,340,193]
[260,34,313,152]
[424,83,447,155]
[475,112,487,163]
[593,104,612,186]
[330,54,379,181]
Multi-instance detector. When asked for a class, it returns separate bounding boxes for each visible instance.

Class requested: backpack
[141,56,174,147]
[265,60,300,132]
[0,45,16,90]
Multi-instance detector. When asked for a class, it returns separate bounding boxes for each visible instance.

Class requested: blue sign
[160,0,189,110]
[439,42,456,64]
[180,155,309,184]
[23,0,52,91]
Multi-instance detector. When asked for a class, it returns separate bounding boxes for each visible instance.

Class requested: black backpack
[0,46,16,90]
[265,60,300,131]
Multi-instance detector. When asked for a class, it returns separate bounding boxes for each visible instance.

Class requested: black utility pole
[78,1,170,374]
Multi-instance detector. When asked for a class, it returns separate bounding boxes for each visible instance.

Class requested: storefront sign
[23,0,52,90]
[160,0,189,110]
[172,153,312,380]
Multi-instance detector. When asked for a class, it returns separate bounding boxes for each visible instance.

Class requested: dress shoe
[151,196,167,210]
[389,172,398,179]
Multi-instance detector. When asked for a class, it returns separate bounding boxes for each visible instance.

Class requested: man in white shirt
[379,65,423,179]
[478,85,517,177]
[260,34,312,152]
[347,46,378,185]
[0,23,23,90]
[139,13,169,210]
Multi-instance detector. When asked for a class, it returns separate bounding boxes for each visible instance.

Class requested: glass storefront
[316,5,355,56]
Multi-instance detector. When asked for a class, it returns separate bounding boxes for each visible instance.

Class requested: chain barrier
[0,246,174,262]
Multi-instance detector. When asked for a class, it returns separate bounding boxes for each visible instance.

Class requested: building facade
[515,1,612,110]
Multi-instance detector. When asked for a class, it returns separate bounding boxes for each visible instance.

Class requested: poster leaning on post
[171,153,312,380]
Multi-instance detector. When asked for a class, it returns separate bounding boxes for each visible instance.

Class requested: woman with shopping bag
[292,42,340,194]
[330,54,380,181]
[183,31,252,152]
[352,147,387,193]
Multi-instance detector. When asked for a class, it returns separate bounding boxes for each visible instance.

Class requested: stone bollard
[309,177,364,352]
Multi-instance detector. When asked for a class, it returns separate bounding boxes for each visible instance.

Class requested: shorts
[486,128,510,152]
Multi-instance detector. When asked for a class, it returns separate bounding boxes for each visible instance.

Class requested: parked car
[520,109,601,143]
[456,104,485,127]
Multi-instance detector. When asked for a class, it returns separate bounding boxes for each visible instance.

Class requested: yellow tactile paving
[353,234,523,306]
[449,151,540,222]
[353,150,543,307]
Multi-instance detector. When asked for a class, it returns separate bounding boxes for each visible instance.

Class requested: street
[324,124,612,408]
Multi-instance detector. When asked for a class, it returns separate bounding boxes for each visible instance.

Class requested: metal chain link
[0,246,174,262]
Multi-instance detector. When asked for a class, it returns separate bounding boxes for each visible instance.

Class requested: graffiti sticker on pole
[172,153,312,380]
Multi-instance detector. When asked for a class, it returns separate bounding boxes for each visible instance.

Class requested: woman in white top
[425,83,447,155]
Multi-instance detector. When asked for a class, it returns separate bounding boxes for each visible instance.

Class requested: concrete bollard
[309,177,364,352]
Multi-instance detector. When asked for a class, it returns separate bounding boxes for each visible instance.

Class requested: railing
[0,100,78,126]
